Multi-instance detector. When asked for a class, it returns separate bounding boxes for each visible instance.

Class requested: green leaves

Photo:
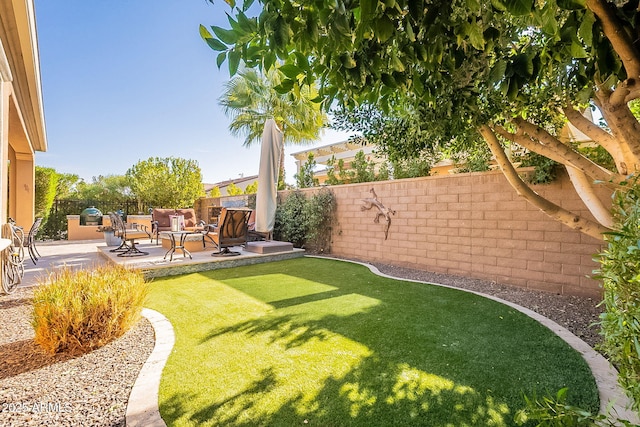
[495,0,533,16]
[464,21,485,50]
[578,10,595,47]
[488,60,507,85]
[359,0,377,22]
[596,178,640,414]
[557,0,585,10]
[126,157,204,208]
[212,25,238,44]
[279,64,303,79]
[375,15,395,42]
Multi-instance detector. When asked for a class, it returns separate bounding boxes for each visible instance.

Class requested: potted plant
[97,225,121,246]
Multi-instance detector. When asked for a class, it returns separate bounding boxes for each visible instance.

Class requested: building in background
[0,0,47,229]
[204,174,258,197]
[291,141,382,185]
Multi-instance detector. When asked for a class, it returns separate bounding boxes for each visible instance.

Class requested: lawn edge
[307,255,638,423]
[126,308,174,427]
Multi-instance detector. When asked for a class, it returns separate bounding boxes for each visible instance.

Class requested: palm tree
[219,68,327,188]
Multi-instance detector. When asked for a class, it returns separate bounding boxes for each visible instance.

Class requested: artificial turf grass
[145,257,599,427]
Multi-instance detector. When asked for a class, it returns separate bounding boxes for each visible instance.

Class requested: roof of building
[291,140,370,161]
[203,174,259,191]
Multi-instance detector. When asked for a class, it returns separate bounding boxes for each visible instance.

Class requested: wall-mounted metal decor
[361,188,396,240]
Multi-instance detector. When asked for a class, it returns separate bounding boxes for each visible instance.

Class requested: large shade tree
[202,0,640,241]
[126,157,205,209]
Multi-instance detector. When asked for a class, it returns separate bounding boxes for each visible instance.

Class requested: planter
[103,231,122,247]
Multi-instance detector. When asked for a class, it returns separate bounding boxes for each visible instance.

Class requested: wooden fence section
[302,170,608,298]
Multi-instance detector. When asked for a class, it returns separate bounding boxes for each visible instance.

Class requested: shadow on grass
[200,313,333,349]
[161,356,512,426]
[161,368,279,426]
[151,257,599,427]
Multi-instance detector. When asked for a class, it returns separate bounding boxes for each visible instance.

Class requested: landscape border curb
[309,255,639,423]
[126,308,174,427]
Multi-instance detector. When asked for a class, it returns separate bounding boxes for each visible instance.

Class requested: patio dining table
[162,231,197,262]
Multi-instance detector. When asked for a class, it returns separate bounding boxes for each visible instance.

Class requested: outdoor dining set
[109,207,255,262]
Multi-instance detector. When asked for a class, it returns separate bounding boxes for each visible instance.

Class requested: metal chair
[109,212,150,257]
[25,217,43,265]
[209,208,252,257]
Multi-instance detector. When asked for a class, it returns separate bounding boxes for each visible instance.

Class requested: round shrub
[32,264,148,355]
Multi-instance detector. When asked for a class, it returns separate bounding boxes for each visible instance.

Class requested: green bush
[274,191,307,248]
[595,180,640,415]
[519,152,559,184]
[515,388,631,426]
[295,153,319,188]
[34,166,59,220]
[274,188,336,252]
[304,188,336,253]
[32,264,148,355]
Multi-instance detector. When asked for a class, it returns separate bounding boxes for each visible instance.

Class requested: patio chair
[208,208,252,257]
[109,212,150,257]
[25,217,43,265]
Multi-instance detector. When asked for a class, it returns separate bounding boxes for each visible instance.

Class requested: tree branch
[563,104,617,148]
[587,0,640,79]
[563,104,627,173]
[565,166,614,228]
[508,119,624,184]
[480,125,609,240]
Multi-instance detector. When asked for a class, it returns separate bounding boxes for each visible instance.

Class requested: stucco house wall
[0,0,47,230]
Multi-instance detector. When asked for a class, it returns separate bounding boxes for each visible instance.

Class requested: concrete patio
[20,238,304,287]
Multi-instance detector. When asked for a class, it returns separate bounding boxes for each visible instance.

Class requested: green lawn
[145,257,598,427]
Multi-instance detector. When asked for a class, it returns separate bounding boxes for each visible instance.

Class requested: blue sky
[34,0,349,185]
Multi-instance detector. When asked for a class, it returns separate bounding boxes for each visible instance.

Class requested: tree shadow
[161,354,513,426]
[200,313,332,350]
[0,339,78,380]
[0,297,31,310]
[158,258,599,426]
[161,367,279,426]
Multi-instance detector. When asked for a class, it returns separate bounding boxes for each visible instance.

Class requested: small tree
[226,182,244,196]
[34,166,59,220]
[351,150,376,183]
[295,153,319,188]
[210,186,222,197]
[54,173,81,199]
[126,157,204,209]
[244,181,258,194]
[74,175,133,204]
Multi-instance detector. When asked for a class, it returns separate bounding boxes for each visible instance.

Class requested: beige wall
[0,0,46,231]
[67,215,152,241]
[297,170,608,298]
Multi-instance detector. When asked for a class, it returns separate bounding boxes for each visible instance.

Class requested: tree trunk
[479,125,610,240]
[565,166,614,228]
[594,92,640,173]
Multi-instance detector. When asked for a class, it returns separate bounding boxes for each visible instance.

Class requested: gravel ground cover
[0,287,154,427]
[0,258,603,426]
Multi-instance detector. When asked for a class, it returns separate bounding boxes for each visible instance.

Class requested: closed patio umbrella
[255,118,283,235]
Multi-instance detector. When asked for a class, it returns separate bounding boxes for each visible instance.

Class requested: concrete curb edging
[126,308,174,427]
[309,255,639,423]
[125,256,638,425]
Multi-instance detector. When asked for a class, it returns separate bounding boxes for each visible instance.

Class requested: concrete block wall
[308,170,608,298]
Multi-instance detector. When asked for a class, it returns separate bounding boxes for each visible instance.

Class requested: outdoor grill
[80,206,103,226]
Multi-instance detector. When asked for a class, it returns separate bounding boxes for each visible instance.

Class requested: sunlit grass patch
[146,257,598,426]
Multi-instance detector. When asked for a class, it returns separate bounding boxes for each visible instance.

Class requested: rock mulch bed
[0,288,154,427]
